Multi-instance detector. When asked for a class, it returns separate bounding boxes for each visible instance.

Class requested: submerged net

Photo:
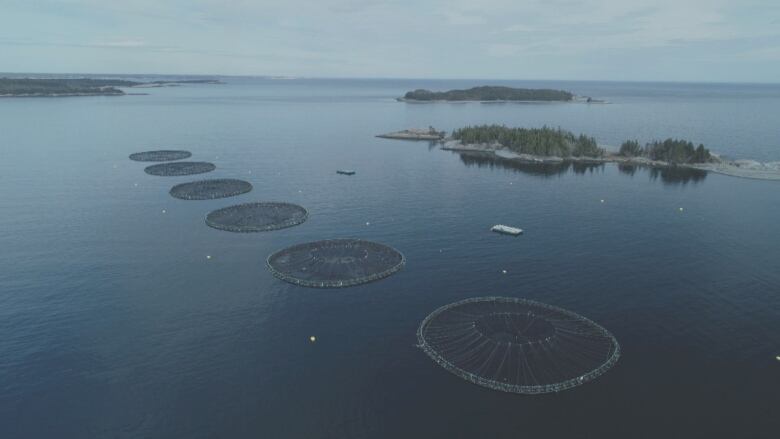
[267,239,404,288]
[129,150,191,162]
[169,178,253,200]
[206,202,308,232]
[417,297,620,394]
[144,161,216,176]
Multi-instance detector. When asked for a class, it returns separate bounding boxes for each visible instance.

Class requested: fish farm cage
[417,297,620,394]
[144,161,216,176]
[129,150,192,162]
[267,239,405,288]
[169,178,253,200]
[206,202,308,232]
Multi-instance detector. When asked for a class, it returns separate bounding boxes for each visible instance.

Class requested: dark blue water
[1,78,779,438]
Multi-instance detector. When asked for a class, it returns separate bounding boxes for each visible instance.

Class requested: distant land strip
[0,77,223,97]
[398,86,605,103]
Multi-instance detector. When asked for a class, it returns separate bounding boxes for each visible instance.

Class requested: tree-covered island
[442,124,717,167]
[400,86,575,102]
[0,77,223,97]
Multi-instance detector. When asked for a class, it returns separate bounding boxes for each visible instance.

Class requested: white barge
[491,225,523,236]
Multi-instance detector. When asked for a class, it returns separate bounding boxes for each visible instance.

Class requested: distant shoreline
[0,77,222,97]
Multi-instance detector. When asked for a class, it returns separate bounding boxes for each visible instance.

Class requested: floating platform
[491,224,523,236]
[417,297,621,394]
[129,150,191,162]
[267,239,405,288]
[206,202,308,232]
[144,161,216,176]
[337,170,356,175]
[169,178,253,200]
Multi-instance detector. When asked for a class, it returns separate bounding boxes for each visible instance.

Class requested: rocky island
[376,126,446,140]
[0,77,223,97]
[399,86,578,102]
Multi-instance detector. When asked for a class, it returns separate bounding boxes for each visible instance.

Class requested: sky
[2,0,780,82]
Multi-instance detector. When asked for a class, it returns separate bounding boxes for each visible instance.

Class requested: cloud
[502,24,535,33]
[92,39,152,49]
[1,0,779,80]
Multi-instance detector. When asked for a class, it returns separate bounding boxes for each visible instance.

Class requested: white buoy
[162,209,166,214]
[206,255,212,260]
[366,222,370,226]
[600,199,605,203]
[679,207,684,212]
[502,270,507,274]
[310,336,317,343]
[134,183,138,187]
[775,355,780,362]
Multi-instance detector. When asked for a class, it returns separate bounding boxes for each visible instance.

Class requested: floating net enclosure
[144,161,216,176]
[169,178,253,200]
[129,150,191,162]
[206,202,308,232]
[417,297,620,394]
[267,239,405,288]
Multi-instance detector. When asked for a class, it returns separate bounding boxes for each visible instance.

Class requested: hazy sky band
[2,0,779,82]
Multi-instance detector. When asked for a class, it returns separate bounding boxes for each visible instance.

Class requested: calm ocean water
[1,78,779,438]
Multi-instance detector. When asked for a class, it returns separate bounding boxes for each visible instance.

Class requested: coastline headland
[0,77,223,97]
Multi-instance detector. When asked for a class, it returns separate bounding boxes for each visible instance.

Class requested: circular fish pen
[144,161,216,176]
[129,150,192,162]
[169,178,253,200]
[417,297,620,394]
[267,239,405,288]
[206,202,308,232]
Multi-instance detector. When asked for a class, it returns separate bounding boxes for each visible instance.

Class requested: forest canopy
[451,125,604,158]
[619,139,711,164]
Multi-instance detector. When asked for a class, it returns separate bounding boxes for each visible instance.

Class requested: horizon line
[1,71,779,86]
